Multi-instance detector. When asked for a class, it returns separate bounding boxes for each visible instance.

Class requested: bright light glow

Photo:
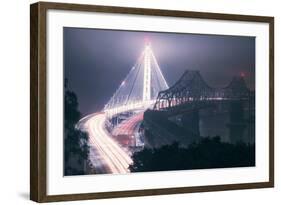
[105,100,155,117]
[143,43,151,101]
[104,42,168,114]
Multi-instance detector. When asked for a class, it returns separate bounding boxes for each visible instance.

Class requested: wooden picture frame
[30,1,274,202]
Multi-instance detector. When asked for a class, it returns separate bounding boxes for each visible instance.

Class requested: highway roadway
[112,112,144,137]
[83,112,133,174]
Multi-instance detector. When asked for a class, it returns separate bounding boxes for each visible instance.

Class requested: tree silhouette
[130,136,255,172]
[64,79,91,175]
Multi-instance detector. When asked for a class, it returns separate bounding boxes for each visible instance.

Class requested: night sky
[64,27,255,116]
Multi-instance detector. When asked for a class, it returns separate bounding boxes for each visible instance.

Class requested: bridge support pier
[181,109,200,137]
[227,101,247,143]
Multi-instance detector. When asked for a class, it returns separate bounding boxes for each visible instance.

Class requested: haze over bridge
[78,42,253,174]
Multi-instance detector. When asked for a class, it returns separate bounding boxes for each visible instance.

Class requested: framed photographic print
[30,2,274,202]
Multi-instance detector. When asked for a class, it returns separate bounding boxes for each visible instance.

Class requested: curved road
[83,112,133,174]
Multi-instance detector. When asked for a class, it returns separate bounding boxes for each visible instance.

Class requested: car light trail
[84,112,133,174]
[112,112,144,136]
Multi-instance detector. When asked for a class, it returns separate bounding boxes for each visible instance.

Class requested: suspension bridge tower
[104,41,169,116]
